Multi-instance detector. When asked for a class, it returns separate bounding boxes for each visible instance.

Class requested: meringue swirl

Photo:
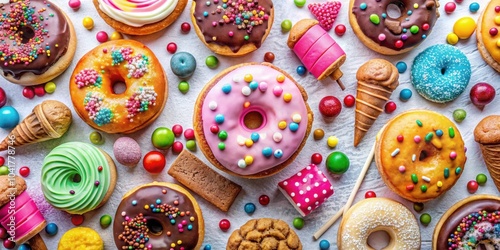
[42,142,113,214]
[97,0,178,27]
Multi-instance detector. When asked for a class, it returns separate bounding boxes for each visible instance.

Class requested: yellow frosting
[481,0,500,62]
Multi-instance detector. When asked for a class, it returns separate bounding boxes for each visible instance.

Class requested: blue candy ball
[262,147,273,157]
[204,245,212,250]
[469,2,480,12]
[289,122,299,132]
[244,202,256,214]
[45,223,58,236]
[18,244,32,250]
[319,240,330,250]
[296,65,306,76]
[396,61,407,73]
[399,88,413,101]
[0,106,19,129]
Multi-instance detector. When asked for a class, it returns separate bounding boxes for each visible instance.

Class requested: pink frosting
[278,164,334,216]
[0,191,45,241]
[292,24,345,79]
[200,64,309,175]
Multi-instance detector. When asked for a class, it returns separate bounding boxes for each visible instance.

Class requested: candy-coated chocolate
[181,22,191,33]
[453,17,476,39]
[151,127,175,149]
[396,61,407,73]
[172,141,184,154]
[281,19,292,32]
[444,2,456,14]
[44,82,56,94]
[326,151,350,174]
[96,31,109,43]
[0,106,19,129]
[413,202,424,212]
[100,214,112,228]
[259,195,270,206]
[3,240,15,249]
[0,166,8,175]
[244,203,256,214]
[68,0,81,9]
[313,129,325,140]
[296,65,306,76]
[311,153,323,165]
[365,191,377,198]
[167,42,177,54]
[319,96,342,118]
[172,124,183,137]
[467,180,479,193]
[327,136,339,148]
[447,33,459,45]
[343,95,355,107]
[186,140,197,151]
[384,101,397,114]
[19,166,30,177]
[334,24,346,36]
[469,2,480,12]
[293,217,304,229]
[82,17,94,30]
[178,81,190,94]
[219,219,230,231]
[264,52,275,63]
[476,173,487,185]
[294,0,306,7]
[89,131,104,145]
[0,87,5,108]
[22,87,35,99]
[0,157,4,166]
[143,151,166,174]
[420,213,431,225]
[71,214,84,226]
[205,55,219,69]
[319,240,330,250]
[399,88,412,101]
[34,85,45,97]
[109,31,122,41]
[470,82,496,110]
[45,223,58,236]
[452,109,466,122]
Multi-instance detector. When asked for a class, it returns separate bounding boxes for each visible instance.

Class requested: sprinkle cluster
[446,210,500,249]
[83,92,113,126]
[0,0,55,66]
[74,69,102,88]
[125,87,158,122]
[110,47,150,78]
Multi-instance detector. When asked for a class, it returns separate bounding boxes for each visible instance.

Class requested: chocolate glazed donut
[350,0,440,55]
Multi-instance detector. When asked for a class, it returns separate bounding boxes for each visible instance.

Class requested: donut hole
[419,146,438,162]
[18,26,35,43]
[367,230,391,249]
[440,68,446,75]
[71,174,81,183]
[241,108,267,131]
[146,218,163,236]
[386,2,404,19]
[111,75,127,95]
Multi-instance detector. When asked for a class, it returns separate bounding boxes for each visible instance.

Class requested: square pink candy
[278,164,334,216]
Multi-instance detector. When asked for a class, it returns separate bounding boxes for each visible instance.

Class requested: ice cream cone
[474,115,500,192]
[0,100,72,151]
[354,59,399,147]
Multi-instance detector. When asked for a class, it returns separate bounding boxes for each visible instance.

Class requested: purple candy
[113,137,142,167]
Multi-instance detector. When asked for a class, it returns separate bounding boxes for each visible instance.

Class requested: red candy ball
[19,166,30,177]
[172,141,183,154]
[219,219,231,231]
[334,24,346,36]
[496,6,500,12]
[3,239,15,249]
[259,195,270,206]
[490,28,498,36]
[365,191,377,199]
[264,52,275,63]
[384,101,397,113]
[143,151,166,174]
[395,40,404,48]
[0,87,6,108]
[184,128,195,140]
[96,31,109,43]
[166,42,177,54]
[68,0,81,9]
[210,125,219,134]
[470,82,496,110]
[0,156,4,166]
[467,180,479,194]
[319,96,342,118]
[444,2,456,14]
[0,227,7,239]
[343,94,355,107]
[397,135,404,142]
[34,85,46,97]
[23,86,35,99]
[71,214,84,226]
[311,153,323,165]
[181,22,191,33]
[422,23,430,31]
[455,0,463,3]
[172,124,183,137]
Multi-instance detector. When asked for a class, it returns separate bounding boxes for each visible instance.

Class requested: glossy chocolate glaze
[113,185,200,250]
[352,0,438,51]
[0,0,70,79]
[193,0,273,53]
[436,198,500,249]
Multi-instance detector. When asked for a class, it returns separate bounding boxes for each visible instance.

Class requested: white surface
[0,1,499,249]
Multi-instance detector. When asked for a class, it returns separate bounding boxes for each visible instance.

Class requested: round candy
[444,2,456,14]
[326,151,350,174]
[396,61,407,73]
[452,109,466,122]
[259,194,270,205]
[68,0,81,9]
[384,101,397,114]
[219,219,231,231]
[311,153,323,165]
[19,166,30,177]
[292,217,304,229]
[327,136,339,148]
[96,31,109,43]
[469,2,480,12]
[3,240,15,249]
[0,157,4,166]
[71,214,84,226]
[281,19,292,32]
[178,81,190,94]
[0,226,7,239]
[100,214,112,228]
[0,87,6,108]
[343,94,355,107]
[334,24,346,36]
[186,140,196,151]
[44,82,56,94]
[453,17,476,39]
[476,173,487,185]
[244,203,256,214]
[470,82,496,110]
[446,33,459,45]
[23,86,35,99]
[151,127,175,149]
[420,213,431,225]
[0,106,20,129]
[181,22,191,33]
[89,131,104,145]
[34,85,45,97]
[204,245,212,250]
[365,191,377,199]
[467,180,479,194]
[319,96,342,118]
[296,65,306,76]
[205,55,219,69]
[167,42,177,54]
[82,17,94,30]
[313,129,325,140]
[109,31,123,41]
[413,202,424,212]
[172,141,184,154]
[294,0,306,7]
[171,52,197,79]
[143,151,166,174]
[172,124,183,137]
[264,52,275,63]
[319,240,330,250]
[18,244,31,250]
[399,88,412,101]
[0,166,9,175]
[184,128,195,140]
[45,223,58,236]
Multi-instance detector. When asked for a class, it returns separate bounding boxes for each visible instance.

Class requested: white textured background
[0,0,499,249]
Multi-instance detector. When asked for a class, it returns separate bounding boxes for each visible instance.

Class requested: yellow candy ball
[446,33,459,45]
[245,139,253,147]
[82,17,94,30]
[453,17,476,39]
[44,82,56,94]
[283,93,292,102]
[110,31,123,40]
[278,121,287,130]
[327,136,339,148]
[496,39,500,48]
[244,74,253,82]
[244,155,254,165]
[495,16,500,25]
[437,181,443,188]
[276,74,285,83]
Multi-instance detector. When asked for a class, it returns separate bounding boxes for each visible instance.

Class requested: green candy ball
[151,127,175,149]
[420,213,431,225]
[476,173,487,185]
[44,82,56,94]
[0,166,9,175]
[89,131,104,145]
[453,109,466,122]
[178,81,190,94]
[281,19,292,32]
[413,202,424,212]
[186,140,197,151]
[100,214,112,228]
[326,151,350,174]
[294,0,306,7]
[293,217,304,230]
[205,55,219,69]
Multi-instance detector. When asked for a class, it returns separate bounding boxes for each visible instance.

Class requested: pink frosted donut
[194,63,313,178]
[278,164,334,216]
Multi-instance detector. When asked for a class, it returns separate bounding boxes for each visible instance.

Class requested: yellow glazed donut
[477,0,500,72]
[337,198,420,250]
[58,227,103,250]
[375,110,466,203]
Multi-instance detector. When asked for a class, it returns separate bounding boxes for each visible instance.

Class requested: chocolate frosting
[113,185,200,250]
[193,0,273,53]
[352,0,438,51]
[0,0,70,79]
[436,198,500,249]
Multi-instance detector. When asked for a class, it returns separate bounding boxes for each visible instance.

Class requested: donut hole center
[241,108,267,131]
[367,230,391,249]
[146,218,163,236]
[111,76,127,95]
[441,68,446,75]
[419,146,438,162]
[386,2,404,19]
[71,174,81,183]
[18,26,35,43]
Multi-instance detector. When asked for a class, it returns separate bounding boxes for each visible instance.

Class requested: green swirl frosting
[42,142,112,214]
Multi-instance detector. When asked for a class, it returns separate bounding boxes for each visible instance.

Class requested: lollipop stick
[343,142,376,215]
[313,205,345,240]
[330,69,345,90]
[27,234,47,250]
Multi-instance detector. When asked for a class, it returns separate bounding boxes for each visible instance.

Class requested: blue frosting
[411,44,471,103]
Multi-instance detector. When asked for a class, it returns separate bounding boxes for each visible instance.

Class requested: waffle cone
[354,59,399,146]
[479,143,500,192]
[0,100,72,151]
